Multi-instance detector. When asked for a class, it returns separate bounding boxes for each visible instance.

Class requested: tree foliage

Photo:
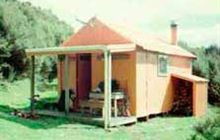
[179,41,220,104]
[191,115,220,140]
[0,0,72,81]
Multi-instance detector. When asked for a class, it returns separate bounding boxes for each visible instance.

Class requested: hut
[25,17,208,129]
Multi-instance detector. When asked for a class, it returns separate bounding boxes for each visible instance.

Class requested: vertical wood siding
[136,51,192,116]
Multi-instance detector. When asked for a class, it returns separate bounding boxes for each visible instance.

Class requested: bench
[79,92,125,117]
[79,99,105,117]
[89,92,125,117]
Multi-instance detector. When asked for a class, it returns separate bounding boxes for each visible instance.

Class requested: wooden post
[30,56,35,116]
[104,51,109,129]
[57,55,64,93]
[108,52,112,122]
[64,55,69,114]
[104,51,112,129]
[114,99,117,117]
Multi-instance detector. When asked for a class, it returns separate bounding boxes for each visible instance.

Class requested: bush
[191,116,220,140]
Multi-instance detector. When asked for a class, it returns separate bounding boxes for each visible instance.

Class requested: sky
[19,0,220,46]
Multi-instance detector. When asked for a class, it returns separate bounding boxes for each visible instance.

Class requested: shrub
[191,116,220,140]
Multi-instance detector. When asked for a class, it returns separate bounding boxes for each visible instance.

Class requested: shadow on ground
[0,98,99,130]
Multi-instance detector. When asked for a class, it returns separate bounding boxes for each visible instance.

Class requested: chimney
[170,21,178,45]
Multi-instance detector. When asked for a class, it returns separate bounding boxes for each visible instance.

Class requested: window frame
[157,54,169,76]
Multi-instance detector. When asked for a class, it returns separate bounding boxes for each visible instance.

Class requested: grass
[0,79,219,140]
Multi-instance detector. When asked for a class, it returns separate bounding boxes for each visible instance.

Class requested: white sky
[19,0,220,46]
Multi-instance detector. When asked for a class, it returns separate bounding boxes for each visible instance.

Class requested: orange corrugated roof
[63,17,196,58]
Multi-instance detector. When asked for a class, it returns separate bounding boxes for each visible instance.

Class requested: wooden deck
[35,110,137,127]
[109,116,137,127]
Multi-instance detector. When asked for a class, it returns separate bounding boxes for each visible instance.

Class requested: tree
[179,41,220,104]
[0,0,73,82]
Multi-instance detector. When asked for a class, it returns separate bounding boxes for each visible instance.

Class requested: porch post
[108,52,112,123]
[64,55,70,114]
[104,51,109,129]
[30,55,35,116]
[104,50,112,129]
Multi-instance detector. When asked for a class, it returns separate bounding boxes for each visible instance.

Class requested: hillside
[0,0,73,80]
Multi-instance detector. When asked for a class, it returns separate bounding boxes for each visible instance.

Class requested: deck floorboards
[35,110,136,127]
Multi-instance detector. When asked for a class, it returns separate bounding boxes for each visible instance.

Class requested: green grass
[0,79,219,140]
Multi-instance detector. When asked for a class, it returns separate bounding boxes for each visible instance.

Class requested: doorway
[76,53,92,108]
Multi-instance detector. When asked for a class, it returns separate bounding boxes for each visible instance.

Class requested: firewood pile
[170,79,192,116]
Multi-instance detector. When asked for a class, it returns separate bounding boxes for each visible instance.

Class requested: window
[158,55,169,76]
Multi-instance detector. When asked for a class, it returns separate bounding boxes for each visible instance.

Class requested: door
[76,53,91,106]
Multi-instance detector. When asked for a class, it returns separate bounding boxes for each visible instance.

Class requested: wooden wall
[193,82,208,117]
[136,51,148,117]
[91,52,136,115]
[58,56,77,93]
[169,55,192,74]
[57,50,194,117]
[58,52,137,115]
[136,50,192,116]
